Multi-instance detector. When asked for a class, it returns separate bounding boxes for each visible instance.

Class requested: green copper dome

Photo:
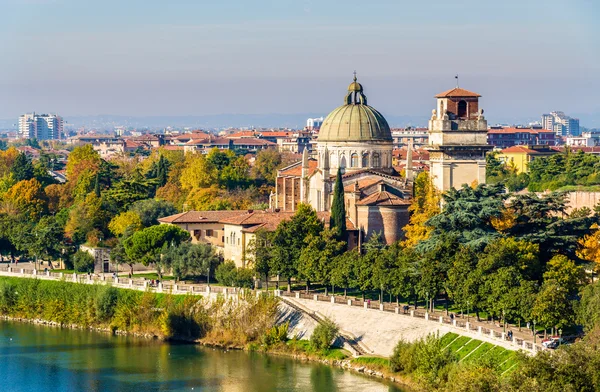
[318,76,392,143]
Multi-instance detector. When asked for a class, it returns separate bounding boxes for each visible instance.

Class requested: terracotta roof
[125,140,144,148]
[158,210,247,224]
[343,177,384,192]
[499,145,558,154]
[279,160,318,177]
[172,132,211,141]
[393,148,430,160]
[161,145,185,151]
[356,191,411,206]
[261,131,293,138]
[185,137,231,146]
[435,87,481,98]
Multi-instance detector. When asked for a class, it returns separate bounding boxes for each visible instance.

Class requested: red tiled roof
[501,146,539,154]
[356,191,411,206]
[435,87,481,98]
[161,145,185,151]
[158,210,246,224]
[226,131,259,139]
[279,160,318,177]
[343,177,384,192]
[393,148,430,160]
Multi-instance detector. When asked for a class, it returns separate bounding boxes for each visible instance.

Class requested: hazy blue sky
[1,0,599,124]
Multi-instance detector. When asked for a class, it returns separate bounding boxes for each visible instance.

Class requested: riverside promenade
[0,264,542,356]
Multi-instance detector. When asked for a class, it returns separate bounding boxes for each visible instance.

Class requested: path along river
[0,320,404,392]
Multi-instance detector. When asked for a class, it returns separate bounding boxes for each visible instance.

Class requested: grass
[351,356,389,371]
[463,342,494,363]
[456,339,483,360]
[440,332,459,347]
[285,339,349,360]
[447,336,471,353]
[437,333,520,375]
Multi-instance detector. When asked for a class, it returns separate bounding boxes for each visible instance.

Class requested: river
[0,320,405,392]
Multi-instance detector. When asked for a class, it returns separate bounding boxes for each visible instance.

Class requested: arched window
[340,155,347,169]
[458,100,467,118]
[362,153,369,167]
[351,153,358,167]
[373,153,380,168]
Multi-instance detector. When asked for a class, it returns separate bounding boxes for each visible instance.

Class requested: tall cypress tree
[12,152,34,182]
[330,167,346,240]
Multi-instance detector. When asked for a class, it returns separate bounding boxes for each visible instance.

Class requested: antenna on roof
[455,74,459,88]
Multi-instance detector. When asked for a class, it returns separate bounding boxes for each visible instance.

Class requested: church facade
[271,76,413,245]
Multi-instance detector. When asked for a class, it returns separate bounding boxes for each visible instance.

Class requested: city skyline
[1,0,599,125]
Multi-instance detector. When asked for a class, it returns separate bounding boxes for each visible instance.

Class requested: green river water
[0,320,405,392]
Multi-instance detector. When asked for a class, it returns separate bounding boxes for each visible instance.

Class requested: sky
[1,0,599,125]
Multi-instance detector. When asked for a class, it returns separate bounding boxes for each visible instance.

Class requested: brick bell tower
[426,83,492,192]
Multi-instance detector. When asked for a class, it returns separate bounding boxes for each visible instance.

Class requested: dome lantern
[317,73,392,143]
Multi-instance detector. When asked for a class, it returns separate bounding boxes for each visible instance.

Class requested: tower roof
[435,87,481,98]
[317,74,392,143]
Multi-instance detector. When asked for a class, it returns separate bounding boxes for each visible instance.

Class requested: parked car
[542,336,564,349]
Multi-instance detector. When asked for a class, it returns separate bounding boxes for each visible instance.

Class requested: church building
[272,75,413,245]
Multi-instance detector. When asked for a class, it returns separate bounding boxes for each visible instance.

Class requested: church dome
[318,75,392,143]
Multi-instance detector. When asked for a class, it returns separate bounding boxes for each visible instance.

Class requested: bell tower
[427,86,492,191]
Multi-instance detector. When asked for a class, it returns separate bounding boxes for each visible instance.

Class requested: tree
[298,229,345,294]
[129,199,178,227]
[64,193,105,244]
[11,152,34,182]
[123,224,190,274]
[0,147,20,177]
[270,203,324,291]
[419,183,506,252]
[507,192,597,262]
[180,154,218,191]
[72,250,95,273]
[246,229,273,289]
[65,145,102,199]
[108,211,143,237]
[577,281,600,332]
[402,172,441,248]
[330,250,358,297]
[3,178,46,219]
[31,216,65,263]
[220,156,250,189]
[329,168,346,241]
[252,148,283,183]
[163,241,220,282]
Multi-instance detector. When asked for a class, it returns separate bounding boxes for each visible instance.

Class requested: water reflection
[0,320,404,392]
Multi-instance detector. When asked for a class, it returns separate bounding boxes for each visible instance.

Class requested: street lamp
[503,309,506,333]
[467,301,470,323]
[559,329,563,346]
[533,320,537,344]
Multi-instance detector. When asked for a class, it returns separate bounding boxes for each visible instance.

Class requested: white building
[306,117,324,130]
[542,111,580,137]
[565,131,600,147]
[18,113,64,140]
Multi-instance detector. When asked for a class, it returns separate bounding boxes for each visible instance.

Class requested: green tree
[72,250,95,273]
[129,199,178,227]
[329,168,346,241]
[270,203,324,291]
[11,152,34,182]
[246,229,273,289]
[298,229,345,294]
[123,224,190,272]
[330,250,358,297]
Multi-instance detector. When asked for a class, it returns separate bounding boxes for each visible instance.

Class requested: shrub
[215,261,255,288]
[390,339,418,373]
[0,280,16,313]
[95,285,118,321]
[261,322,289,347]
[234,268,254,288]
[310,318,339,351]
[72,250,95,273]
[215,261,236,286]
